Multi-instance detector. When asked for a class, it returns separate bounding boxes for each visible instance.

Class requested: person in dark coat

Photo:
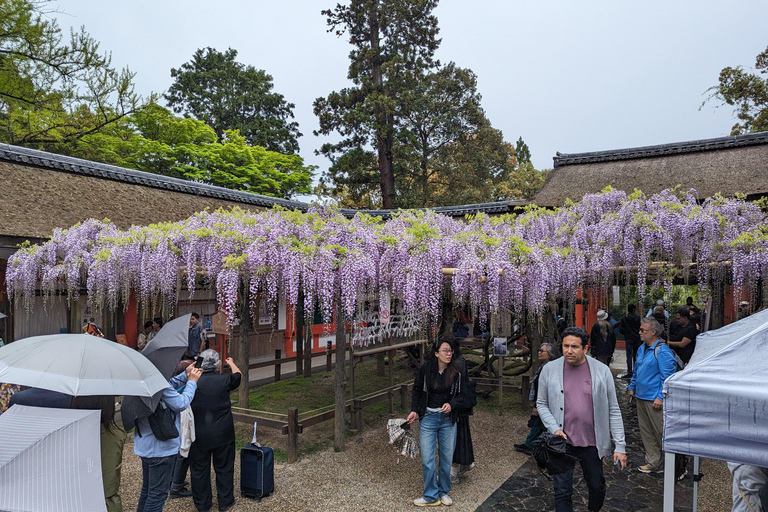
[619,304,642,378]
[189,349,241,512]
[450,341,474,483]
[514,341,561,455]
[9,387,73,408]
[590,310,616,366]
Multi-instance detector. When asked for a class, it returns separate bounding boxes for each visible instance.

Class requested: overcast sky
[51,0,768,190]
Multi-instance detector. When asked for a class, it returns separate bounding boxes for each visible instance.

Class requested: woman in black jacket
[189,350,241,512]
[407,339,468,507]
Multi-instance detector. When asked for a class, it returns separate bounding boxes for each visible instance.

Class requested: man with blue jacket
[135,363,202,512]
[628,317,677,474]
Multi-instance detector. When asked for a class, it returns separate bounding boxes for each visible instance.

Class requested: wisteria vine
[6,189,768,344]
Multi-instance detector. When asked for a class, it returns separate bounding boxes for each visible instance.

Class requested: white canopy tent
[662,308,768,511]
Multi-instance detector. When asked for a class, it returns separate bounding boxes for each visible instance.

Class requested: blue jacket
[133,372,197,458]
[628,339,676,401]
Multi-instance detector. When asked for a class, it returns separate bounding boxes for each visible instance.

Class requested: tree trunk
[334,295,346,451]
[367,5,396,209]
[295,288,304,376]
[237,283,252,409]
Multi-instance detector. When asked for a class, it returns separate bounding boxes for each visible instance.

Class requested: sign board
[493,337,508,357]
[612,286,621,306]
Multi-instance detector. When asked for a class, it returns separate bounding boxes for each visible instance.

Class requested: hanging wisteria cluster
[6,188,768,342]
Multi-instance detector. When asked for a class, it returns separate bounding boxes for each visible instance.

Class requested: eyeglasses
[639,328,651,332]
[439,350,454,355]
[537,349,546,353]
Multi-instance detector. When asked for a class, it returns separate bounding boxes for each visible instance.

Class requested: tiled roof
[553,131,768,167]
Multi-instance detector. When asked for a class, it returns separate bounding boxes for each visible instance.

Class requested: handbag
[531,432,579,478]
[146,401,179,441]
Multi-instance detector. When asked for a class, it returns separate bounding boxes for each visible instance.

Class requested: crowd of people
[3,298,766,511]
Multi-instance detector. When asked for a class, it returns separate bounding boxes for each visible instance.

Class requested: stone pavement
[476,355,694,512]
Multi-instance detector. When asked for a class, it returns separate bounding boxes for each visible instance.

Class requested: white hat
[656,300,665,306]
[596,310,608,321]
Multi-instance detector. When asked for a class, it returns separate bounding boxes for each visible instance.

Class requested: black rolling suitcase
[241,422,274,500]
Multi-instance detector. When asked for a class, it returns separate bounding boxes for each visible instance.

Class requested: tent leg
[692,456,700,512]
[663,451,676,512]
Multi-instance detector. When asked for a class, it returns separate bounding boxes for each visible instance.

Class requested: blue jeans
[552,445,606,512]
[419,411,457,503]
[137,455,175,512]
[170,453,190,491]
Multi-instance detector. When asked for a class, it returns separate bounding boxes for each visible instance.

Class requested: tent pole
[663,451,676,511]
[692,456,700,512]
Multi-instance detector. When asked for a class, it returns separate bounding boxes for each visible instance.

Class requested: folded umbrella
[0,334,168,397]
[387,418,418,458]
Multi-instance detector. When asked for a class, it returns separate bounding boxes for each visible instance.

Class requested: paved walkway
[477,352,694,512]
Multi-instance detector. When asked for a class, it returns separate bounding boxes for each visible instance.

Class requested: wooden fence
[235,338,527,463]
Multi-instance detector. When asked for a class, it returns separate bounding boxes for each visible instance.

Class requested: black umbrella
[121,314,191,431]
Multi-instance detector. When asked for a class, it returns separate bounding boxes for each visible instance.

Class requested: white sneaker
[413,497,441,507]
[450,474,459,484]
[440,495,453,506]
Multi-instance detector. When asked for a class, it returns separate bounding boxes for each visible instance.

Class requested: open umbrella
[0,405,106,512]
[0,334,168,397]
[142,313,191,380]
[121,314,191,431]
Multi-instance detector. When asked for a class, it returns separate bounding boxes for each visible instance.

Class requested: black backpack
[136,401,179,441]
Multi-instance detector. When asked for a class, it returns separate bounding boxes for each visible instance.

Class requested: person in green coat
[72,395,126,512]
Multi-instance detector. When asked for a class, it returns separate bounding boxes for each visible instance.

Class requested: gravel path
[119,408,530,512]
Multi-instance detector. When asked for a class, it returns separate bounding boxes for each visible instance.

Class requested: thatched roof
[0,144,523,247]
[0,144,311,241]
[529,131,768,207]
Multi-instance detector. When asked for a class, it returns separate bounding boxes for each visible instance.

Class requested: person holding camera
[188,350,242,512]
[134,363,202,512]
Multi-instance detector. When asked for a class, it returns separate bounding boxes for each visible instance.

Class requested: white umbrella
[0,405,106,512]
[0,334,169,397]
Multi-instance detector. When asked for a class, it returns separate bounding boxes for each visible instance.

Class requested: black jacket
[411,360,469,424]
[190,371,241,450]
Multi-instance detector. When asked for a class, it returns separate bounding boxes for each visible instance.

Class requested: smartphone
[194,356,204,368]
[615,458,623,471]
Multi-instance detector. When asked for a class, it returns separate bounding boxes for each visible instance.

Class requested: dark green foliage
[165,47,301,154]
[314,0,441,209]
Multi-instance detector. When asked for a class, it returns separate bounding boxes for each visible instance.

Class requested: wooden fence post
[353,398,363,433]
[400,384,410,410]
[287,407,298,464]
[274,349,281,382]
[522,375,531,406]
[498,355,504,416]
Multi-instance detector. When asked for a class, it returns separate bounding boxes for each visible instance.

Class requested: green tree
[314,0,440,209]
[395,63,505,207]
[317,61,548,208]
[705,45,768,135]
[164,47,301,154]
[75,104,314,198]
[0,0,139,147]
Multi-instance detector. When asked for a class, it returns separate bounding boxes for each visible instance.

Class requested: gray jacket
[537,356,626,458]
